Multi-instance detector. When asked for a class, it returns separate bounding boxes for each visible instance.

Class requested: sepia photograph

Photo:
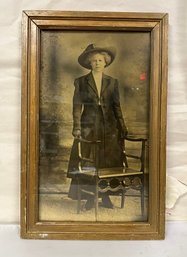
[39,31,150,222]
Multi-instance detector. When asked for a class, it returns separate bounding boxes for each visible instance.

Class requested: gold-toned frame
[21,11,168,240]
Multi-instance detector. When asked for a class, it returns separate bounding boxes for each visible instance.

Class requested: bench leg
[95,184,98,221]
[77,180,81,214]
[141,187,144,216]
[121,189,125,208]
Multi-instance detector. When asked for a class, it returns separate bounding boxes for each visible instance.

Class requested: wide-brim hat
[78,43,116,69]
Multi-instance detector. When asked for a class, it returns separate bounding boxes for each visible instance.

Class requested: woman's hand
[122,128,128,138]
[119,128,128,140]
[72,129,81,138]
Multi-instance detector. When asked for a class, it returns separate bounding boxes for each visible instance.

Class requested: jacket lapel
[101,74,110,96]
[86,72,98,96]
[86,72,110,97]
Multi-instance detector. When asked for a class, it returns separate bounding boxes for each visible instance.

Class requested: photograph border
[21,10,168,240]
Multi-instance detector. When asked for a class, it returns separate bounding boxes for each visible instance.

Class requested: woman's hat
[78,44,116,69]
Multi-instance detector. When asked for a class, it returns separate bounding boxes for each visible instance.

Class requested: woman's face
[89,53,106,72]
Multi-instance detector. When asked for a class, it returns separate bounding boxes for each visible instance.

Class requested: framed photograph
[21,11,168,240]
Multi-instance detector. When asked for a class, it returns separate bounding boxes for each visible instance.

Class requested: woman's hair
[85,51,111,68]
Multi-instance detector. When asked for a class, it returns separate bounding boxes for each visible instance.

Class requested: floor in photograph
[39,192,148,222]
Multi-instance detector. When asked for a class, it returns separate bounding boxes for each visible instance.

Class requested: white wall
[0,0,187,255]
[0,222,186,257]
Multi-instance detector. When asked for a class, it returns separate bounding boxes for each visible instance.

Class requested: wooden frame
[21,11,168,240]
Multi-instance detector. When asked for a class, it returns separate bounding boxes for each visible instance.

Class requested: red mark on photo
[140,72,146,81]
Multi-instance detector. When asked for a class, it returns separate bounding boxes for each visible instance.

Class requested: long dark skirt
[67,107,124,199]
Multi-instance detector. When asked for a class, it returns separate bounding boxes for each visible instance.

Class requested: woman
[67,43,128,209]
